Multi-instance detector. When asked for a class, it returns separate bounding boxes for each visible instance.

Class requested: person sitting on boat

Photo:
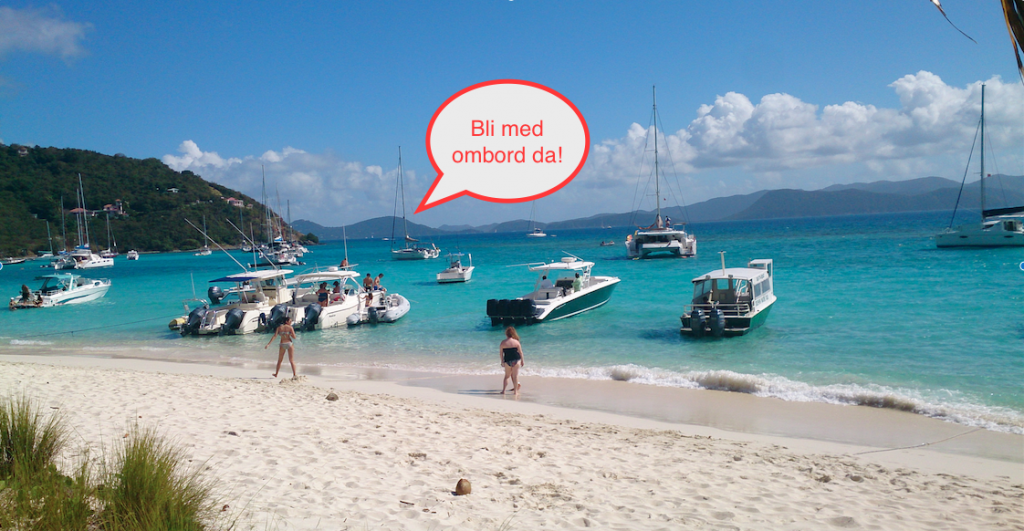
[332,281,344,302]
[374,273,386,292]
[665,217,672,227]
[363,273,373,290]
[572,273,582,293]
[316,283,330,306]
[540,275,553,289]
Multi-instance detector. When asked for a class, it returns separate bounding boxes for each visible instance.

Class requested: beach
[1,353,1020,530]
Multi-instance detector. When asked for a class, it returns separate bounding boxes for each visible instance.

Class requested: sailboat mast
[399,147,409,246]
[980,84,985,219]
[653,86,661,227]
[79,174,91,248]
[46,221,53,255]
[60,196,67,252]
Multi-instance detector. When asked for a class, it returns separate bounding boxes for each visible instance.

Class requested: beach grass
[0,396,223,530]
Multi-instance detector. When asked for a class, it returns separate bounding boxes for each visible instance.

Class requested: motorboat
[437,253,474,283]
[179,269,294,336]
[625,87,697,259]
[264,270,363,332]
[936,85,1023,248]
[391,147,440,260]
[486,256,620,325]
[9,273,111,310]
[126,250,139,260]
[346,291,410,325]
[1,258,26,266]
[680,255,775,337]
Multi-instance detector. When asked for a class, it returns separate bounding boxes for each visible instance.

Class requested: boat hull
[488,278,619,325]
[681,301,774,337]
[392,248,440,260]
[936,226,1024,247]
[437,267,473,283]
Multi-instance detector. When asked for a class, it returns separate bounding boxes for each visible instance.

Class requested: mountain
[820,176,959,196]
[291,217,448,240]
[0,145,288,256]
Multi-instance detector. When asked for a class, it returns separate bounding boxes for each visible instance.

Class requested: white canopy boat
[179,269,294,336]
[346,291,410,325]
[680,255,775,337]
[126,250,139,260]
[437,253,474,283]
[9,273,111,310]
[486,256,620,325]
[265,270,363,331]
[936,85,1024,248]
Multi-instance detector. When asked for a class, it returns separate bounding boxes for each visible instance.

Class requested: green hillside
[0,145,292,256]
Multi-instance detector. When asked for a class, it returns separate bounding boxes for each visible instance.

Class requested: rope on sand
[852,427,984,455]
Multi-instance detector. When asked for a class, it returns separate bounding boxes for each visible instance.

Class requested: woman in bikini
[499,326,524,396]
[265,317,297,378]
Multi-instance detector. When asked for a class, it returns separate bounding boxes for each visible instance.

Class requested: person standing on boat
[266,317,297,379]
[340,258,349,269]
[374,273,386,292]
[363,273,373,290]
[316,282,330,306]
[499,326,525,397]
[572,273,582,293]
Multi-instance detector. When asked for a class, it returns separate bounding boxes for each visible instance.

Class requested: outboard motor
[181,307,207,336]
[266,304,289,332]
[368,306,380,324]
[303,303,322,331]
[708,308,726,338]
[689,309,706,338]
[208,285,225,305]
[222,308,246,335]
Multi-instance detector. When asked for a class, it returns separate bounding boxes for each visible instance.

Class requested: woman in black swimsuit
[499,326,525,396]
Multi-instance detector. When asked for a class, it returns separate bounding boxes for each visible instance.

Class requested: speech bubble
[416,79,589,213]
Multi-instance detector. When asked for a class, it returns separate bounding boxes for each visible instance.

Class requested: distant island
[0,145,310,256]
[293,175,1024,240]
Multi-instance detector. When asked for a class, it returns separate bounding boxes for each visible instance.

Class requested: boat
[437,253,474,283]
[391,147,440,260]
[936,85,1024,247]
[99,212,118,258]
[126,250,139,260]
[485,255,620,325]
[346,291,410,325]
[1,258,26,266]
[526,201,547,237]
[179,269,294,336]
[9,273,111,310]
[680,254,775,337]
[64,175,114,269]
[625,87,697,259]
[195,216,213,256]
[265,270,363,331]
[599,241,615,247]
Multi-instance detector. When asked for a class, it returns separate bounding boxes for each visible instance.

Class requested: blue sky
[1,1,1021,228]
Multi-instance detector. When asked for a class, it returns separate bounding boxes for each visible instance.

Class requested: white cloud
[0,6,91,60]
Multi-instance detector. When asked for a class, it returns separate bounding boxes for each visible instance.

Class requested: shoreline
[1,351,1020,480]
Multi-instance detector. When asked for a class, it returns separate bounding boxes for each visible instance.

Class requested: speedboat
[179,269,294,336]
[486,256,620,325]
[9,273,111,310]
[126,250,139,260]
[680,256,775,337]
[346,291,410,325]
[264,270,362,332]
[1,258,26,265]
[437,253,474,283]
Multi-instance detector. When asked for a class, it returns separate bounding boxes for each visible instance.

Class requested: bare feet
[272,372,278,378]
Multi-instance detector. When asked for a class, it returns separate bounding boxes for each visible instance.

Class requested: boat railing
[685,302,751,316]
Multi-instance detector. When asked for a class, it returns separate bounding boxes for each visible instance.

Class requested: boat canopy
[690,267,769,284]
[293,271,360,284]
[210,269,293,283]
[35,273,77,281]
[528,258,593,271]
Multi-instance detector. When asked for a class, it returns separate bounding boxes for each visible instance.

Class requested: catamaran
[486,255,619,325]
[391,147,440,260]
[936,84,1024,247]
[625,87,697,259]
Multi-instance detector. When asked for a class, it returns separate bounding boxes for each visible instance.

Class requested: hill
[0,145,289,255]
[291,217,447,240]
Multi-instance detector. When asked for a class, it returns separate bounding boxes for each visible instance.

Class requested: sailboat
[391,147,440,260]
[66,174,114,269]
[100,212,118,258]
[526,201,547,237]
[38,221,55,259]
[936,85,1024,247]
[195,216,213,256]
[625,87,697,259]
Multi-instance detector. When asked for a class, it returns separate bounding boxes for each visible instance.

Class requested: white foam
[9,339,54,346]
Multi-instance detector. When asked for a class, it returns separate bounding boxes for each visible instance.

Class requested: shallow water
[2,211,1022,433]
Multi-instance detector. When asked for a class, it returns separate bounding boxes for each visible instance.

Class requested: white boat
[485,256,620,325]
[1,258,26,266]
[100,212,118,258]
[680,255,776,337]
[526,202,547,237]
[195,216,213,256]
[437,253,474,283]
[266,270,363,331]
[936,85,1024,248]
[9,273,111,310]
[65,175,114,269]
[179,269,294,336]
[69,245,114,269]
[126,250,139,260]
[347,292,410,325]
[625,87,697,259]
[391,147,440,260]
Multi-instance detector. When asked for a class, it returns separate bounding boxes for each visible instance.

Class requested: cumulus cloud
[0,6,91,60]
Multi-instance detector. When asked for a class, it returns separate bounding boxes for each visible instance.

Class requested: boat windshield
[39,277,70,293]
[692,278,750,305]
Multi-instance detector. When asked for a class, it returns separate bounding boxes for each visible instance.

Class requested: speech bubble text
[416,80,589,213]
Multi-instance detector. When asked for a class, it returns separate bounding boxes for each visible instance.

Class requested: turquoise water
[1,211,1022,433]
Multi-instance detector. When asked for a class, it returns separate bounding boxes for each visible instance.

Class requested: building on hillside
[167,187,179,193]
[225,197,245,207]
[16,146,29,157]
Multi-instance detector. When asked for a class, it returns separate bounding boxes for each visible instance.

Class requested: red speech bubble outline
[414,79,590,213]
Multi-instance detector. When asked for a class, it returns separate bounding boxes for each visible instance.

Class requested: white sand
[1,357,1021,530]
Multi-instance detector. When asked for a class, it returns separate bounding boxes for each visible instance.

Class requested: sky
[1,1,1022,228]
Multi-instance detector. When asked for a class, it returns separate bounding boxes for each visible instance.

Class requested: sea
[1,210,1022,434]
